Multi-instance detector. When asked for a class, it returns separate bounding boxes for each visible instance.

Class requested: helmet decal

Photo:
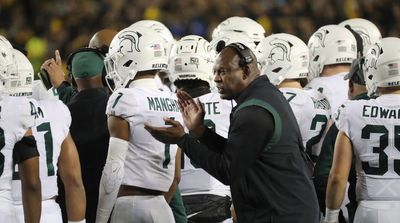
[364,43,383,76]
[352,26,372,47]
[314,29,330,48]
[268,38,293,64]
[339,18,382,56]
[118,30,142,53]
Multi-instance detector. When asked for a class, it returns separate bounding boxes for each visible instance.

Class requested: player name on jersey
[362,105,400,119]
[202,101,221,115]
[147,97,179,112]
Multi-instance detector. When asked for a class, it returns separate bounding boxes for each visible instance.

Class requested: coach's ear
[242,65,250,80]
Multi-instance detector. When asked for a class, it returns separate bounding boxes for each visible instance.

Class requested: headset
[66,47,107,87]
[38,47,109,90]
[350,56,366,85]
[224,42,253,67]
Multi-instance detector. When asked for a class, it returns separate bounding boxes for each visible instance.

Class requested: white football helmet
[8,49,34,96]
[339,18,382,56]
[256,33,309,85]
[105,26,169,90]
[169,35,214,87]
[210,31,257,55]
[212,16,265,45]
[308,25,357,80]
[130,20,175,57]
[0,36,18,95]
[32,80,56,100]
[363,37,400,96]
[0,35,13,48]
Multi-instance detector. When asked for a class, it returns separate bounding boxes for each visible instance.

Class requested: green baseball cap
[71,51,104,78]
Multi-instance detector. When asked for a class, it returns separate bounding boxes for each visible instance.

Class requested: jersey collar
[130,78,159,90]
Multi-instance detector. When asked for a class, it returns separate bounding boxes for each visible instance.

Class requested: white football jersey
[306,72,349,116]
[180,92,234,196]
[106,84,182,192]
[280,88,330,159]
[335,94,400,201]
[0,96,36,201]
[12,99,71,203]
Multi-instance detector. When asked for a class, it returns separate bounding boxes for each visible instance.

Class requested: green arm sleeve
[56,81,77,104]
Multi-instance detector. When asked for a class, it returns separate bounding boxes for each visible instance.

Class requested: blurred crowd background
[1,0,399,72]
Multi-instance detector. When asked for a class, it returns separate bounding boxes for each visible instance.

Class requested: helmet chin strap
[122,69,137,88]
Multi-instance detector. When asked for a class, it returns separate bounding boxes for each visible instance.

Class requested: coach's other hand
[144,117,186,144]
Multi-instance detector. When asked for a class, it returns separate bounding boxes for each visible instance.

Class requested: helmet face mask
[105,26,168,91]
[169,35,214,88]
[104,51,132,91]
[9,49,34,97]
[256,33,309,85]
[0,37,18,95]
[307,25,357,80]
[363,37,400,96]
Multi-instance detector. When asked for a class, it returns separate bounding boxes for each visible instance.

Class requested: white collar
[130,78,159,90]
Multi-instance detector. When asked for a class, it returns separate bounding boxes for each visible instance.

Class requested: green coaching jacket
[178,75,319,223]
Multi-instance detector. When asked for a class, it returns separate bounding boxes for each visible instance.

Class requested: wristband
[325,208,339,222]
[68,220,86,223]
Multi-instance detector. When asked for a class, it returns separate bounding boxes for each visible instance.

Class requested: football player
[169,35,234,222]
[11,49,86,223]
[306,25,357,115]
[256,33,330,162]
[0,36,41,223]
[315,18,382,223]
[96,26,182,223]
[326,37,400,223]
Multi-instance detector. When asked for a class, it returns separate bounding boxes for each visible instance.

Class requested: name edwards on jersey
[147,96,179,112]
[362,105,400,119]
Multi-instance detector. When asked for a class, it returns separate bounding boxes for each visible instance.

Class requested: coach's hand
[177,90,206,137]
[144,117,186,144]
[40,50,66,88]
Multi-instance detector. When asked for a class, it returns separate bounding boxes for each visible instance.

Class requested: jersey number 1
[12,122,55,180]
[0,127,5,176]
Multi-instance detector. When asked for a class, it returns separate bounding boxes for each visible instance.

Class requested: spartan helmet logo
[117,30,142,53]
[309,29,330,58]
[314,29,329,47]
[352,26,372,47]
[268,38,293,64]
[364,43,383,79]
